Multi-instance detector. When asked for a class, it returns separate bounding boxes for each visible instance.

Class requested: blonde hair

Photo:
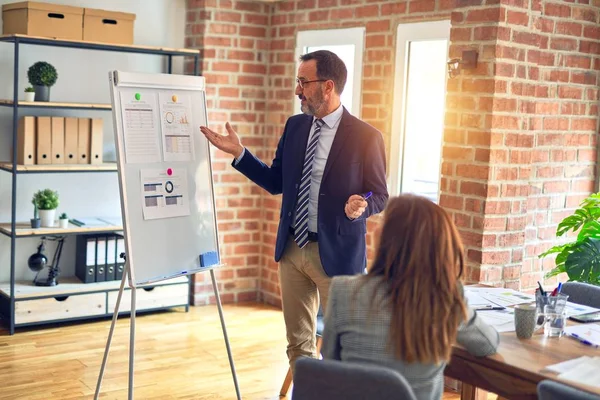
[367,194,467,364]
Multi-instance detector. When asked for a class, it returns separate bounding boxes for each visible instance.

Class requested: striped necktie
[294,118,324,249]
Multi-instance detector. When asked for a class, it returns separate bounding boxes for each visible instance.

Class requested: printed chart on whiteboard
[120,91,161,164]
[159,93,195,162]
[140,168,191,220]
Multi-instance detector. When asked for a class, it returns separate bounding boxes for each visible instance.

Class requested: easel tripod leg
[210,269,241,400]
[129,284,137,400]
[94,265,129,400]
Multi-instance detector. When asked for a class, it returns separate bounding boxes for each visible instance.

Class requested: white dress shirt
[235,105,344,233]
[298,105,343,233]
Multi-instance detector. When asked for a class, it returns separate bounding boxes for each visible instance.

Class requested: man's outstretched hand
[200,122,244,159]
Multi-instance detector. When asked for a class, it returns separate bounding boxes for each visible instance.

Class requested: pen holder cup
[535,292,569,337]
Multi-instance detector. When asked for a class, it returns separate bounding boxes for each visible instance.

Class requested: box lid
[2,1,83,15]
[83,8,136,21]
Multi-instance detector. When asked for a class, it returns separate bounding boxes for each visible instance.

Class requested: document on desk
[545,356,600,388]
[544,356,597,374]
[563,302,600,317]
[564,324,600,347]
[465,286,535,307]
[476,309,515,333]
[465,291,496,308]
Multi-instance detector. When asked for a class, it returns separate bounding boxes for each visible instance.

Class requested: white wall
[0,0,186,281]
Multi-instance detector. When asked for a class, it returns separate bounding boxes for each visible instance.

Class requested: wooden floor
[0,303,462,399]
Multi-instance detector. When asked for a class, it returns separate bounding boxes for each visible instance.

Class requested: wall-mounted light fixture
[447,50,478,78]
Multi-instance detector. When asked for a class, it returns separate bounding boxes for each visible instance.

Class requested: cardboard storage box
[83,8,135,45]
[2,1,83,40]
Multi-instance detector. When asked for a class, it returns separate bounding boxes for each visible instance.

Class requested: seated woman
[321,194,499,400]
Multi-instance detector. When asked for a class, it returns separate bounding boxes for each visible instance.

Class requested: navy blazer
[233,107,388,276]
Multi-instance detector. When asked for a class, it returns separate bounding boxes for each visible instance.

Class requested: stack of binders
[75,233,125,283]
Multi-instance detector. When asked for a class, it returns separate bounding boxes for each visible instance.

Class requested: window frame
[294,27,365,117]
[389,20,451,199]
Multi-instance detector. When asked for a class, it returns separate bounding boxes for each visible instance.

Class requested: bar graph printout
[159,92,195,162]
[140,168,191,220]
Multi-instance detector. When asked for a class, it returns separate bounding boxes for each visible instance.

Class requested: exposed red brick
[506,10,529,26]
[544,2,571,17]
[555,21,583,36]
[408,0,436,13]
[381,2,407,15]
[356,4,379,17]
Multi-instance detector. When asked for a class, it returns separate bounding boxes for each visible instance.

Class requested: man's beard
[300,91,326,116]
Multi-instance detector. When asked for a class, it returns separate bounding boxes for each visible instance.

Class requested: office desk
[445,327,600,399]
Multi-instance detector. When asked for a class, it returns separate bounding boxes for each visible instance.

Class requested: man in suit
[200,50,388,370]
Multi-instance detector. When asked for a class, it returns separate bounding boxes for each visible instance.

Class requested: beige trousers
[279,234,331,370]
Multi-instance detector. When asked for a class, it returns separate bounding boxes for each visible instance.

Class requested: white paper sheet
[544,356,595,373]
[564,324,600,347]
[465,286,535,307]
[159,92,195,162]
[120,91,161,164]
[558,357,600,388]
[476,308,515,332]
[563,302,600,317]
[140,168,191,220]
[465,289,505,310]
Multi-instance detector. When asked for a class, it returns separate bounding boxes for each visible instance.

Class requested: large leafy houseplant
[539,193,600,285]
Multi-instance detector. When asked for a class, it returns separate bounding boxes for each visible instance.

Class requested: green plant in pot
[27,61,58,102]
[24,86,35,102]
[58,212,69,229]
[539,193,600,285]
[32,189,59,228]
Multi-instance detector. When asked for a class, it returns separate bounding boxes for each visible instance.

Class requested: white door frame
[389,20,451,198]
[294,27,365,117]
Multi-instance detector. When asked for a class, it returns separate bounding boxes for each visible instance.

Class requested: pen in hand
[363,191,373,200]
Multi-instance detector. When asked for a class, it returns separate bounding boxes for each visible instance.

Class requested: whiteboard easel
[94,71,241,400]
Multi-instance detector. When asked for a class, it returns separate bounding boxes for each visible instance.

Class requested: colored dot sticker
[172,95,178,102]
[167,168,172,176]
[135,93,141,100]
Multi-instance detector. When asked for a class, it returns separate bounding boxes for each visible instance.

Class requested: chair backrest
[560,282,600,309]
[292,357,417,400]
[538,379,600,400]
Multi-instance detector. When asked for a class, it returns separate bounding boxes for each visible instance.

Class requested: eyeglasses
[296,78,327,89]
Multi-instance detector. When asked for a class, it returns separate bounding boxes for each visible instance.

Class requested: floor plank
[0,303,462,399]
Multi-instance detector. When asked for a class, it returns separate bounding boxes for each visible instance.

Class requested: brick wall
[447,1,599,291]
[502,1,599,290]
[185,0,599,306]
[185,0,272,304]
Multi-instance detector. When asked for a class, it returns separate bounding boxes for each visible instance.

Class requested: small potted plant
[58,213,69,228]
[27,61,58,102]
[32,189,59,228]
[24,86,35,102]
[30,203,41,229]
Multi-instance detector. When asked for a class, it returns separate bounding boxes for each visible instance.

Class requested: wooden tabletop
[446,314,600,399]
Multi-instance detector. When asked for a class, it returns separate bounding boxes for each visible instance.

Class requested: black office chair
[292,358,417,400]
[538,379,600,400]
[279,307,324,396]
